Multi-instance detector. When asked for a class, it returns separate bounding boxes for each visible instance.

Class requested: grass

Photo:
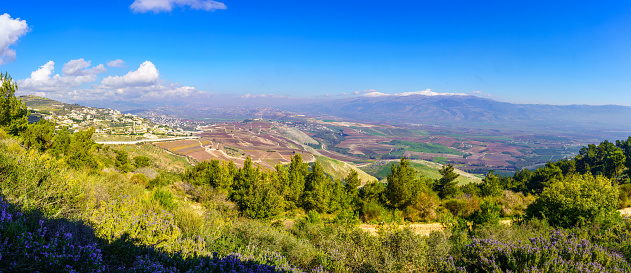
[112,143,192,173]
[313,155,378,184]
[381,140,464,156]
[360,160,480,185]
[433,156,448,164]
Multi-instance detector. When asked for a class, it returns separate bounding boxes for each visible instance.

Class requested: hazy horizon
[3,1,631,107]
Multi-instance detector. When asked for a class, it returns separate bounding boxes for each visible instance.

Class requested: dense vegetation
[2,73,631,272]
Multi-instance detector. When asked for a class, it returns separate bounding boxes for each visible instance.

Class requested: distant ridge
[283,94,631,138]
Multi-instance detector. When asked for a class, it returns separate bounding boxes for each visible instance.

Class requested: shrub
[445,230,631,272]
[526,174,620,228]
[361,201,387,222]
[468,200,501,229]
[0,127,8,139]
[153,188,177,211]
[130,173,149,187]
[444,196,480,218]
[497,190,533,217]
[404,191,439,222]
[133,155,152,168]
[0,197,104,272]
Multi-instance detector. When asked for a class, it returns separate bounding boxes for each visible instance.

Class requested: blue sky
[2,0,631,106]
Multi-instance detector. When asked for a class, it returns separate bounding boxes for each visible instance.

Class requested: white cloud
[107,59,126,67]
[18,59,106,94]
[79,60,208,102]
[0,13,29,66]
[101,61,159,88]
[18,59,210,104]
[130,0,227,13]
[62,58,106,76]
[361,89,468,97]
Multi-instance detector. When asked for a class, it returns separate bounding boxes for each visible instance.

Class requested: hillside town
[23,96,189,139]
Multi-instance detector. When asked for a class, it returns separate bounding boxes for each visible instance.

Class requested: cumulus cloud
[62,58,106,76]
[18,59,210,105]
[130,0,227,13]
[101,61,159,88]
[0,13,29,66]
[77,60,209,102]
[18,59,106,94]
[107,59,126,67]
[361,89,468,97]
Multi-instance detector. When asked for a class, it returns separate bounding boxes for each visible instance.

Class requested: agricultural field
[294,118,588,175]
[156,121,316,169]
[148,112,588,179]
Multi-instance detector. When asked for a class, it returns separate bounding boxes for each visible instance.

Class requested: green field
[381,140,464,155]
[360,160,481,185]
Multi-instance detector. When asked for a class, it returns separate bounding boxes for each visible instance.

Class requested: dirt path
[359,210,629,237]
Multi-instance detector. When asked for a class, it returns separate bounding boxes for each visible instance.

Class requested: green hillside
[20,95,85,114]
[313,155,378,185]
[360,159,481,185]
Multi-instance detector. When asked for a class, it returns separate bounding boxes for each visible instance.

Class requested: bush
[444,196,480,218]
[445,230,631,272]
[130,173,149,187]
[404,191,439,222]
[153,188,177,211]
[468,200,501,229]
[133,155,152,168]
[0,127,8,140]
[497,190,533,217]
[526,174,620,228]
[0,197,104,272]
[361,201,388,222]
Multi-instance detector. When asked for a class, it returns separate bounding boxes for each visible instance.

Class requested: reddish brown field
[157,121,317,169]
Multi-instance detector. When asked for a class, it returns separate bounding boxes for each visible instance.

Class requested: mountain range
[281,93,631,139]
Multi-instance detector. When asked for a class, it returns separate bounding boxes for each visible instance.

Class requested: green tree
[0,73,29,136]
[114,149,133,173]
[287,154,308,209]
[230,158,283,218]
[302,161,331,212]
[525,174,619,228]
[616,137,631,182]
[65,127,98,170]
[182,159,233,192]
[576,140,626,181]
[133,155,151,168]
[385,157,419,209]
[469,200,501,229]
[527,162,563,193]
[344,169,361,192]
[49,127,71,158]
[21,118,56,152]
[343,169,362,211]
[480,170,504,197]
[436,164,460,198]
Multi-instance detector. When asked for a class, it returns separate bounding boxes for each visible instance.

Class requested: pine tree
[302,161,330,212]
[287,154,308,208]
[0,73,29,136]
[385,157,418,209]
[436,164,460,198]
